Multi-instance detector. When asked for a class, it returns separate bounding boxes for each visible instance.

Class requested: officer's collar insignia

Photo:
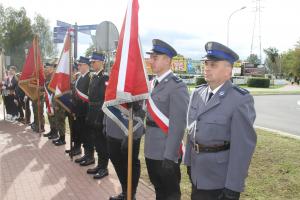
[164,79,168,82]
[219,91,225,97]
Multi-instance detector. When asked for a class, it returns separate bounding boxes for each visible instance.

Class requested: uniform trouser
[32,97,45,128]
[191,184,223,200]
[24,99,31,123]
[47,113,56,131]
[54,107,66,138]
[107,136,141,194]
[145,158,181,200]
[70,116,87,148]
[86,127,109,167]
[17,97,24,118]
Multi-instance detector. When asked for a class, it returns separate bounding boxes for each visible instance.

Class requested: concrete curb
[255,125,300,140]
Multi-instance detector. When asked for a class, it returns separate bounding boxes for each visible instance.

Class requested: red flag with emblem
[18,37,45,101]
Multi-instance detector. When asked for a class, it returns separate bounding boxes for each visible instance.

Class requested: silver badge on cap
[219,91,225,96]
[207,42,213,49]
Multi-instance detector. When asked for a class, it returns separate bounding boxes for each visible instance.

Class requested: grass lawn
[139,129,300,200]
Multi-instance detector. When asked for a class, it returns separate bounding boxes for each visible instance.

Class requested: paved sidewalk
[247,84,300,92]
[0,118,155,200]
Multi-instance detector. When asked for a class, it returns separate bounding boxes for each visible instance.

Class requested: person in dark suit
[184,41,257,200]
[66,60,90,156]
[3,66,18,121]
[144,39,189,200]
[106,101,145,200]
[85,52,109,179]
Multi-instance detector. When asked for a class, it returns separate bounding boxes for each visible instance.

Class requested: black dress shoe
[17,117,24,122]
[109,193,126,200]
[52,138,59,143]
[54,139,66,146]
[48,134,59,140]
[65,148,81,156]
[80,157,95,166]
[87,165,102,174]
[65,149,71,153]
[75,155,87,163]
[43,131,52,137]
[93,168,108,179]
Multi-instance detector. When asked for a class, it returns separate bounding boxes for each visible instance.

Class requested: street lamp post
[227,6,246,46]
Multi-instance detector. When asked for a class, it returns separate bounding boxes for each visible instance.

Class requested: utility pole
[250,0,263,64]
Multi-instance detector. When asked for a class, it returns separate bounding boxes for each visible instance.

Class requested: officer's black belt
[192,141,230,153]
[89,102,101,106]
[146,120,159,128]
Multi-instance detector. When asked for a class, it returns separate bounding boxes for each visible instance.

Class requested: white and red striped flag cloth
[102,0,149,134]
[48,30,73,113]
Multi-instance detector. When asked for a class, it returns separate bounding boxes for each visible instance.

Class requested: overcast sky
[2,0,300,61]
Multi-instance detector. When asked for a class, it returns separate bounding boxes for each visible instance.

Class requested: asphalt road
[254,95,300,136]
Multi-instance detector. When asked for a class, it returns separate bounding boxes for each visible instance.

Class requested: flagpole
[35,36,41,133]
[69,31,74,161]
[127,103,133,200]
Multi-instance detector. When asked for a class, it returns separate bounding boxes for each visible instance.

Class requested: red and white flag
[102,0,149,134]
[48,30,73,113]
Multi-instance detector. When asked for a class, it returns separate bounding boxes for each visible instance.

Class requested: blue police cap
[202,41,239,64]
[77,56,90,65]
[90,52,105,61]
[146,39,177,58]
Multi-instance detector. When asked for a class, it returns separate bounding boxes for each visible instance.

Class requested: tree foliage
[32,14,58,60]
[246,54,261,65]
[0,5,33,70]
[85,44,96,57]
[281,44,300,78]
[264,47,280,75]
[0,4,56,71]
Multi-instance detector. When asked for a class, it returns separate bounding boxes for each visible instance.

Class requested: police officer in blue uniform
[184,41,257,200]
[145,39,189,200]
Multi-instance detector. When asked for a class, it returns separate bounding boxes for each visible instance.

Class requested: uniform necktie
[207,92,214,102]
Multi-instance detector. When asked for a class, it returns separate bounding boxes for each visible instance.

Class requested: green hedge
[247,78,270,88]
[196,77,207,85]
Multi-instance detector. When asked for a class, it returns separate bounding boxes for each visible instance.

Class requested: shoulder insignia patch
[172,75,182,83]
[233,85,249,95]
[195,83,208,88]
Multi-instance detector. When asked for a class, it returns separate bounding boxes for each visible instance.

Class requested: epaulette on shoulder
[195,83,207,88]
[233,85,249,95]
[172,75,182,83]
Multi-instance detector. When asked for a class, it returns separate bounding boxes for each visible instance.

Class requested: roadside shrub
[247,77,270,88]
[196,77,207,85]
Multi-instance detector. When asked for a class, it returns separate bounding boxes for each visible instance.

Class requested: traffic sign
[53,38,64,44]
[78,25,97,31]
[54,26,69,33]
[56,20,72,27]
